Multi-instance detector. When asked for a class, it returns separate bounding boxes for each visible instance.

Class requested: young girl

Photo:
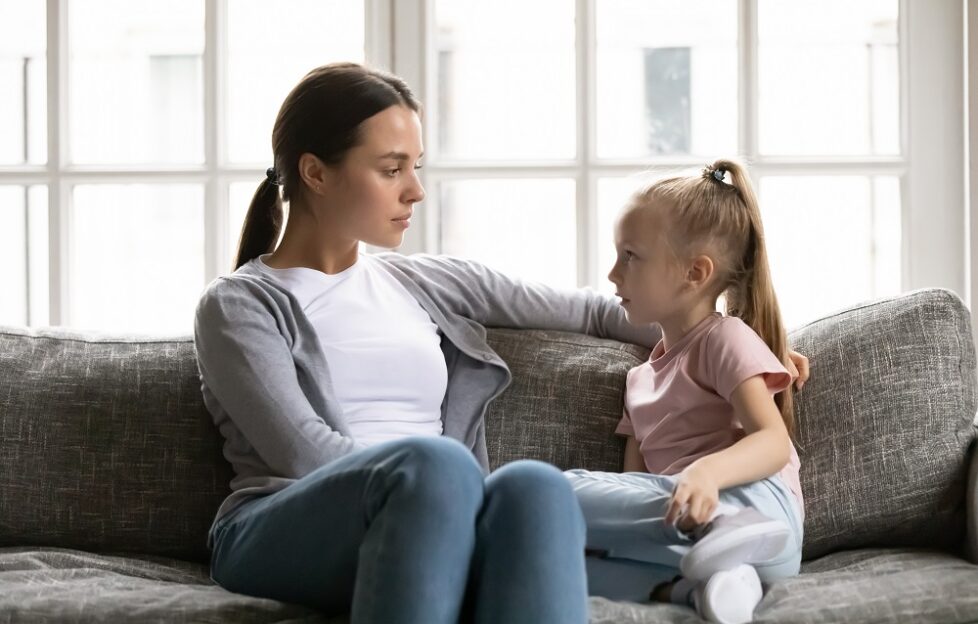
[566,160,805,624]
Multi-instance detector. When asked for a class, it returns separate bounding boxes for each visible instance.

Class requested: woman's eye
[385,168,400,177]
[414,163,423,171]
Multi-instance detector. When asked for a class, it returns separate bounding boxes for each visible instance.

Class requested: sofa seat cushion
[0,547,335,623]
[587,548,978,623]
[4,547,976,624]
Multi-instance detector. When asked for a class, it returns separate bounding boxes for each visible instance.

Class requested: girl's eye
[414,163,424,171]
[385,168,400,177]
[623,250,635,261]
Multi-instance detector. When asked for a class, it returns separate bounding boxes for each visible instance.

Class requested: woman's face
[607,203,686,325]
[315,105,426,249]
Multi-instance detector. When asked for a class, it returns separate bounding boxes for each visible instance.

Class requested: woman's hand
[664,463,720,530]
[786,349,809,390]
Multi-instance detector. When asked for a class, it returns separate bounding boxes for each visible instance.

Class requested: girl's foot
[693,564,763,624]
[679,507,789,581]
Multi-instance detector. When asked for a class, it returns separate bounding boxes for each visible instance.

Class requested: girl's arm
[664,375,791,525]
[688,375,791,489]
[623,436,648,473]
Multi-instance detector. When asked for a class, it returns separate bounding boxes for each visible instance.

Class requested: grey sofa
[1,287,977,623]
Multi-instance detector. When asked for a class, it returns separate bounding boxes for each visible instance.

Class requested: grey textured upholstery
[1,287,976,622]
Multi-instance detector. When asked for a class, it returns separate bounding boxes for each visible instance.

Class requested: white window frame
[383,0,967,315]
[0,0,967,329]
[0,0,392,327]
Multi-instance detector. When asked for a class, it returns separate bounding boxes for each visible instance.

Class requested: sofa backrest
[0,328,231,563]
[0,287,975,564]
[487,288,978,560]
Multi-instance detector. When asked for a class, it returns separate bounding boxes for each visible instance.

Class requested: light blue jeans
[564,469,804,603]
[209,436,588,624]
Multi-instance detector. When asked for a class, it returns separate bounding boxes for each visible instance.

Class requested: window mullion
[739,0,758,164]
[46,0,68,326]
[577,0,593,288]
[390,0,427,255]
[204,0,225,279]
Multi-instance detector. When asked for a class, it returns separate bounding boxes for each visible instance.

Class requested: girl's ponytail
[707,159,795,435]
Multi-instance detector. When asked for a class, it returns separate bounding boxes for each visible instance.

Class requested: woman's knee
[489,460,582,517]
[385,436,485,506]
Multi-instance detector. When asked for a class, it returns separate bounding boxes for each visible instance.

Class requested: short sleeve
[702,317,794,403]
[615,405,634,437]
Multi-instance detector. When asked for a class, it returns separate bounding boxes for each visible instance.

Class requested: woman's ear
[297,152,328,196]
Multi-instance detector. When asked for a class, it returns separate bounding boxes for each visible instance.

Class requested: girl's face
[315,105,426,249]
[607,204,687,325]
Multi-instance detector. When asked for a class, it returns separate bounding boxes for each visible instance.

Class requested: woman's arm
[382,253,661,346]
[194,279,361,479]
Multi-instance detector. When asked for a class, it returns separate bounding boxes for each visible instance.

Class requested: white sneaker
[692,564,763,624]
[679,507,789,581]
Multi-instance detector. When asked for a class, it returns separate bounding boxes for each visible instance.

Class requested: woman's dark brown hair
[233,62,421,271]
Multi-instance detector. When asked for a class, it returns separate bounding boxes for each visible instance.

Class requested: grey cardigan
[193,252,660,544]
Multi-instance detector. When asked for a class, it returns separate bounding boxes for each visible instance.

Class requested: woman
[194,62,809,624]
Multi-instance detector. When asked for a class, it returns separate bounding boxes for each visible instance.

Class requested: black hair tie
[265,167,281,186]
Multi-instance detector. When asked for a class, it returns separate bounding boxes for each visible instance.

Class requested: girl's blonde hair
[635,158,795,435]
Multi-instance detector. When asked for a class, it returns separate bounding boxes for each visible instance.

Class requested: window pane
[0,187,28,325]
[70,184,204,334]
[435,0,575,160]
[69,0,204,164]
[0,185,48,327]
[439,179,577,288]
[0,1,46,165]
[227,0,365,165]
[760,176,901,329]
[758,0,899,156]
[596,0,737,159]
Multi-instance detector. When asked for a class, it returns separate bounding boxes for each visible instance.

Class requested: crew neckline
[649,311,723,370]
[256,253,364,280]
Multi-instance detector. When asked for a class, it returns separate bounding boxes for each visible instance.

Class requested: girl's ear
[686,254,715,288]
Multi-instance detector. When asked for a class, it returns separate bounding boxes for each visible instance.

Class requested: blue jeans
[564,469,804,603]
[210,436,588,624]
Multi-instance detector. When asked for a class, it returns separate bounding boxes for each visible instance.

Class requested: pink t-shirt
[616,311,805,520]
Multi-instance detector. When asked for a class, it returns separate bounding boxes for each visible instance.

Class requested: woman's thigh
[210,435,485,613]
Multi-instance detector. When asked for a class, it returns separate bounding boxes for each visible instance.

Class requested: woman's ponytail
[233,175,284,271]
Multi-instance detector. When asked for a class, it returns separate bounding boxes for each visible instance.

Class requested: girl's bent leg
[210,436,485,624]
[467,460,589,624]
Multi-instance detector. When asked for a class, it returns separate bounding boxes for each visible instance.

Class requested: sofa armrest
[968,436,978,563]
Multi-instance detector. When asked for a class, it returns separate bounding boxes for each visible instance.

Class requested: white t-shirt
[254,253,447,446]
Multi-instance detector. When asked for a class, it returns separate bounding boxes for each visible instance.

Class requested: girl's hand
[664,463,720,529]
[786,349,809,390]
